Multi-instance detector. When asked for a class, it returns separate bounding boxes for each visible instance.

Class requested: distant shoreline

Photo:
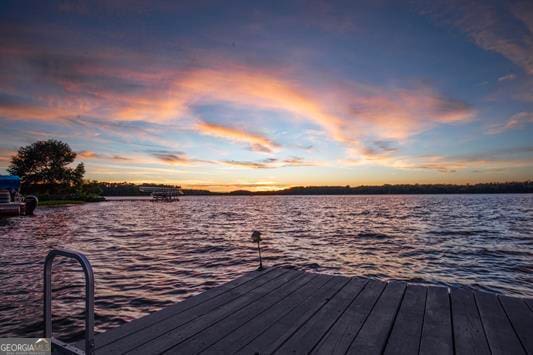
[98,181,532,196]
[102,192,532,200]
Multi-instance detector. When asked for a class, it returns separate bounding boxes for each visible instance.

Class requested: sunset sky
[1,1,532,191]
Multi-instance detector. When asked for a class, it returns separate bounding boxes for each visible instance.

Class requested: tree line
[250,182,533,195]
[95,182,532,195]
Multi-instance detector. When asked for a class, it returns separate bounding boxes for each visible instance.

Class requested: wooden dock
[75,267,533,354]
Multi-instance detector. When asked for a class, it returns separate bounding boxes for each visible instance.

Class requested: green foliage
[8,139,85,194]
[255,182,533,195]
[97,182,181,196]
[38,193,105,203]
[82,180,104,195]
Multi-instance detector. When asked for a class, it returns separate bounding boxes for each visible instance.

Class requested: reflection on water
[0,194,531,341]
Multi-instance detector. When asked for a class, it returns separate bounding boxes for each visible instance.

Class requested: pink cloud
[487,112,533,134]
[343,146,533,173]
[0,37,473,159]
[171,68,473,152]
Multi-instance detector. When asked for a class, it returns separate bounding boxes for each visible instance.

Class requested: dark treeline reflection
[94,181,532,196]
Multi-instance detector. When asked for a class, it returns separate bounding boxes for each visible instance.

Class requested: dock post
[251,230,263,271]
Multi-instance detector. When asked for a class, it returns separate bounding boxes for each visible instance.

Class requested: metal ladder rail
[44,248,95,355]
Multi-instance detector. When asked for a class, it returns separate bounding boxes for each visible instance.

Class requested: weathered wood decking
[78,267,533,354]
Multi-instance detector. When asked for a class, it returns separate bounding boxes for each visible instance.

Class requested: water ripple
[0,194,531,342]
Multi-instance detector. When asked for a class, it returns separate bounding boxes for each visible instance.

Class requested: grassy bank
[39,200,88,207]
[39,195,106,207]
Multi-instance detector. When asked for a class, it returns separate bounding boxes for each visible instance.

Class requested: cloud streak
[78,150,130,161]
[148,150,213,166]
[221,156,319,169]
[196,121,280,153]
[487,112,533,134]
[151,152,192,165]
[419,0,533,74]
[498,73,517,82]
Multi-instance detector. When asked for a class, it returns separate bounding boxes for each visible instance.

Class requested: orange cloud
[0,149,15,163]
[0,102,76,121]
[0,39,473,157]
[196,121,280,153]
[77,150,131,161]
[78,150,97,158]
[173,68,473,154]
[177,68,346,142]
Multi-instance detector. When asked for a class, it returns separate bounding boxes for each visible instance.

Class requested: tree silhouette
[8,139,85,194]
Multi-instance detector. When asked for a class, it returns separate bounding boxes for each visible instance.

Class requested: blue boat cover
[0,175,20,190]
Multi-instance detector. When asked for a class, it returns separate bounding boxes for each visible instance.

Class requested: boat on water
[0,175,38,217]
[139,186,183,202]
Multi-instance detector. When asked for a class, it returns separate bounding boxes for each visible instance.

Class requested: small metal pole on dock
[251,230,263,271]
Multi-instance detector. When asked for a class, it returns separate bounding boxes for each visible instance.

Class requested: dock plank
[164,271,317,354]
[87,267,278,350]
[127,269,302,354]
[236,275,350,354]
[524,298,533,313]
[450,288,490,355]
[311,279,386,355]
[383,284,427,355]
[96,268,291,354]
[475,291,525,355]
[202,274,333,354]
[274,277,368,354]
[346,281,407,354]
[62,267,533,355]
[419,286,453,355]
[499,295,533,354]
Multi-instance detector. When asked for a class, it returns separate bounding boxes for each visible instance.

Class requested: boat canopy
[0,175,21,190]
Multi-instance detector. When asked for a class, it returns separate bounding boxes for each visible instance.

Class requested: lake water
[0,194,531,341]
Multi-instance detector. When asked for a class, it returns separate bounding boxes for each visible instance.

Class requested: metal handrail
[44,248,95,355]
